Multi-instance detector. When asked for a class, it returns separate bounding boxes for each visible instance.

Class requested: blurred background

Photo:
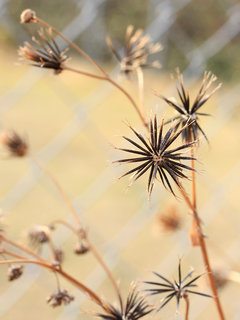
[0,0,240,319]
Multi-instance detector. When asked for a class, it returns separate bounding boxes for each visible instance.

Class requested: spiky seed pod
[8,265,24,281]
[46,289,74,307]
[0,130,28,157]
[107,25,162,75]
[157,69,221,143]
[115,116,196,197]
[145,260,211,311]
[97,284,152,320]
[18,28,68,74]
[20,9,36,24]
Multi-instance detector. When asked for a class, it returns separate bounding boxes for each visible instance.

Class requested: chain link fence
[0,0,240,319]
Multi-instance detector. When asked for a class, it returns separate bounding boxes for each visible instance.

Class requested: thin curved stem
[32,17,147,128]
[1,235,44,261]
[30,154,82,228]
[50,219,79,235]
[0,257,104,307]
[34,17,108,76]
[63,66,108,81]
[184,295,190,320]
[29,154,120,300]
[106,77,148,128]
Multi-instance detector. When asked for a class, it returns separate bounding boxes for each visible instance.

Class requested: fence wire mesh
[0,0,240,319]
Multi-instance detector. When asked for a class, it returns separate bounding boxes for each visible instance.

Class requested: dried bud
[0,130,28,157]
[212,269,229,290]
[74,240,89,255]
[54,248,64,264]
[20,9,36,24]
[157,205,181,232]
[46,289,74,307]
[8,265,24,281]
[28,225,50,246]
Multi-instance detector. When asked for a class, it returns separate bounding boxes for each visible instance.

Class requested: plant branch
[0,257,105,307]
[184,294,190,320]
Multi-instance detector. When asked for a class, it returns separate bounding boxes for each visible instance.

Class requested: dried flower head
[145,260,211,311]
[54,248,64,263]
[0,130,28,157]
[20,9,36,24]
[107,25,162,75]
[157,205,181,231]
[28,225,50,247]
[97,284,152,320]
[115,116,195,197]
[46,289,74,307]
[74,240,89,255]
[157,69,221,143]
[18,28,68,74]
[8,265,24,281]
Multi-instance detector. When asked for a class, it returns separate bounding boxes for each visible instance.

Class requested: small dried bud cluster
[74,240,89,255]
[20,9,36,24]
[157,205,181,231]
[8,265,24,281]
[0,130,28,157]
[28,225,50,246]
[46,289,74,307]
[53,248,64,263]
[107,25,162,75]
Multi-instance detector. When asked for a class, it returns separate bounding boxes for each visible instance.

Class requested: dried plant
[97,285,152,320]
[145,261,211,313]
[157,205,182,231]
[0,130,28,157]
[7,265,24,281]
[157,69,221,143]
[46,289,74,307]
[107,25,162,75]
[115,116,195,197]
[18,28,68,74]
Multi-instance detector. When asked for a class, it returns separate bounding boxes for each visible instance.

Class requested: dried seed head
[116,116,196,198]
[107,25,162,75]
[145,260,211,312]
[46,289,74,307]
[20,9,36,24]
[157,205,181,231]
[54,248,64,264]
[158,69,221,143]
[74,240,89,255]
[28,225,50,247]
[0,130,28,157]
[98,284,152,320]
[8,265,24,281]
[18,28,68,74]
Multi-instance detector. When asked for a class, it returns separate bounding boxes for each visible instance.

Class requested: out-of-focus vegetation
[0,0,239,82]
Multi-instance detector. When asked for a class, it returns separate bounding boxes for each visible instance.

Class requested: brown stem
[34,17,108,77]
[188,134,225,320]
[30,155,120,299]
[30,154,82,228]
[184,294,190,320]
[63,66,108,81]
[0,257,104,306]
[1,235,44,261]
[87,239,120,299]
[33,17,147,128]
[106,77,148,128]
[50,219,79,234]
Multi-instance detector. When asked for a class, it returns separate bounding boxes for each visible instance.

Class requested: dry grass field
[0,48,240,320]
